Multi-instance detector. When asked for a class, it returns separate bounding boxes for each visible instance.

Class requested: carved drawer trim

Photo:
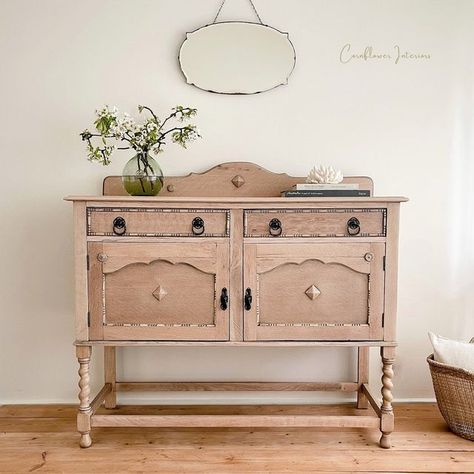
[244,208,387,238]
[87,207,231,237]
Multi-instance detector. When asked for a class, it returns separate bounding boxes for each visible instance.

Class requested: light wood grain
[91,414,381,428]
[66,163,405,446]
[73,201,88,341]
[229,209,243,340]
[90,383,111,414]
[87,242,104,340]
[361,383,382,417]
[244,242,385,341]
[1,404,471,473]
[115,382,359,392]
[383,203,401,342]
[88,207,229,237]
[357,347,369,409]
[258,260,369,324]
[104,260,216,325]
[66,195,408,203]
[100,162,375,197]
[380,346,396,448]
[88,241,230,341]
[76,345,92,448]
[104,347,116,409]
[100,241,218,274]
[244,208,386,237]
[75,340,397,347]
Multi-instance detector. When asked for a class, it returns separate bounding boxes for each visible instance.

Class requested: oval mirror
[179,22,296,95]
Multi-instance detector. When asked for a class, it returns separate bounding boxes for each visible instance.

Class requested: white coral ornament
[306,165,344,184]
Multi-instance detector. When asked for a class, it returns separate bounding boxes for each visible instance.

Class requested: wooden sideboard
[66,162,407,449]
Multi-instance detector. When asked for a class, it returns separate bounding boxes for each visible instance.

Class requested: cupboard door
[243,243,384,341]
[88,242,229,340]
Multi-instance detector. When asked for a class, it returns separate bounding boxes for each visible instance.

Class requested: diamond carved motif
[152,285,168,301]
[305,285,321,301]
[231,175,245,188]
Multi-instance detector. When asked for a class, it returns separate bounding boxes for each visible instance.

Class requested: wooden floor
[0,403,473,473]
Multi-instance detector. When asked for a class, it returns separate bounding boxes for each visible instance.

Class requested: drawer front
[243,242,385,341]
[244,208,386,238]
[87,208,230,237]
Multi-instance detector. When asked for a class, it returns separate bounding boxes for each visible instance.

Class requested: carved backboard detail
[103,162,374,197]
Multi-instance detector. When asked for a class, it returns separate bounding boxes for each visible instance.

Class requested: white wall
[1,0,473,404]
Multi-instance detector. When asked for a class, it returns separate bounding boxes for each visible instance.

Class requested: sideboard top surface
[64,162,408,202]
[65,195,408,203]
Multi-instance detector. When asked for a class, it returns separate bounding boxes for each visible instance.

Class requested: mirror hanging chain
[212,0,263,24]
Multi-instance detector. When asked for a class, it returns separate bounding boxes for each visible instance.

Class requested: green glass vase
[122,153,164,196]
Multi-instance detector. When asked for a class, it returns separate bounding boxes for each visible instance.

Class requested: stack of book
[281,183,370,197]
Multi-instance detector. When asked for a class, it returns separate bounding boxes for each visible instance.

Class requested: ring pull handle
[192,217,205,236]
[269,218,282,237]
[220,288,229,310]
[244,288,252,311]
[347,217,361,236]
[112,216,126,236]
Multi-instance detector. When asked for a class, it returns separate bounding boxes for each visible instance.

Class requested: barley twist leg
[77,346,92,448]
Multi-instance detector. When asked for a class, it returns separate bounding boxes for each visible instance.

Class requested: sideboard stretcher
[66,162,407,449]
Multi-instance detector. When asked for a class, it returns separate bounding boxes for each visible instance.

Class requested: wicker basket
[427,354,474,440]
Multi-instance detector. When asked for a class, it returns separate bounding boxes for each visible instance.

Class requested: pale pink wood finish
[244,208,385,238]
[104,347,116,409]
[101,162,374,197]
[357,347,370,409]
[88,207,229,237]
[67,162,406,448]
[88,241,229,341]
[244,242,384,341]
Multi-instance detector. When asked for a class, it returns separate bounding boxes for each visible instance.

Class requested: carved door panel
[243,243,384,341]
[88,242,229,340]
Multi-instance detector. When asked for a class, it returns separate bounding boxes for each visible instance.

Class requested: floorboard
[0,403,472,473]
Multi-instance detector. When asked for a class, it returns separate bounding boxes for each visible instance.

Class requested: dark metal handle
[269,218,282,237]
[192,216,205,235]
[244,288,252,311]
[347,217,361,236]
[112,216,126,236]
[220,288,229,310]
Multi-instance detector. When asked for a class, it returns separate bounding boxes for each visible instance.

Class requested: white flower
[95,105,118,118]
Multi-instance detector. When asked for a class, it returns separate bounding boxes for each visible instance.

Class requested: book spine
[294,184,359,190]
[282,190,371,197]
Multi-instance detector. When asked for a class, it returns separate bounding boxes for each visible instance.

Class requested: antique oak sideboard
[66,162,407,449]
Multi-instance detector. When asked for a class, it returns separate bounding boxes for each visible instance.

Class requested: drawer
[87,208,230,237]
[244,208,386,238]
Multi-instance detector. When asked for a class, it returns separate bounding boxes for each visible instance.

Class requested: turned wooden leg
[379,346,395,449]
[104,346,117,409]
[357,347,369,409]
[77,345,92,448]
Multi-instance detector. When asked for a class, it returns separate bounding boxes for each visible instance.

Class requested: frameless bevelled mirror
[178,1,296,95]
